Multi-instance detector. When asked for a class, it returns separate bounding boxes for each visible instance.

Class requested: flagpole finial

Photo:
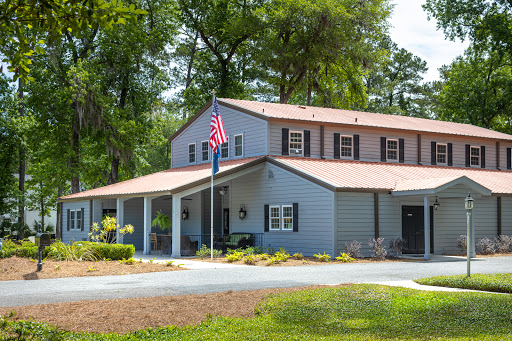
[211,89,217,95]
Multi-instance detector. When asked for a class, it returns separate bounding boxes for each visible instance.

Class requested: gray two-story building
[58,98,512,258]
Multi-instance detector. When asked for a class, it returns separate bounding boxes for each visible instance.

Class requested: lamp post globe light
[465,193,474,277]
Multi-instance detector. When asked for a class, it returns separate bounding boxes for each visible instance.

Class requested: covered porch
[392,175,493,259]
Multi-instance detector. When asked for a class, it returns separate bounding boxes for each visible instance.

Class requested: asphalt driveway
[0,256,509,307]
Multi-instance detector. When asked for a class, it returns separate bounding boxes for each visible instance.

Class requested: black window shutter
[399,138,405,163]
[304,130,311,157]
[353,134,360,160]
[380,137,386,161]
[81,208,85,231]
[264,205,269,232]
[431,141,437,165]
[67,209,70,231]
[282,128,289,156]
[481,145,486,168]
[334,133,340,159]
[465,144,470,167]
[293,203,298,232]
[448,143,453,166]
[507,148,511,169]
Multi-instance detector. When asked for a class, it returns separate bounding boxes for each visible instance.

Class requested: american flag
[209,96,227,153]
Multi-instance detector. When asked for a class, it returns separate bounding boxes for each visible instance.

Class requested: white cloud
[389,0,469,82]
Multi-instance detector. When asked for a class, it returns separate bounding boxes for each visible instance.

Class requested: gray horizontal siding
[502,197,512,235]
[378,194,401,243]
[122,198,144,250]
[62,201,91,244]
[269,121,321,158]
[230,164,335,256]
[171,104,268,168]
[336,192,375,256]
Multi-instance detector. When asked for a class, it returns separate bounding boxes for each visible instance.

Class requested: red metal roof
[59,157,264,201]
[221,98,512,141]
[59,156,512,201]
[270,156,512,194]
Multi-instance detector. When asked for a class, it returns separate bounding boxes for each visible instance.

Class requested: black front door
[402,206,434,254]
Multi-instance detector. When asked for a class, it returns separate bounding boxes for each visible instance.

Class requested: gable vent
[267,170,275,179]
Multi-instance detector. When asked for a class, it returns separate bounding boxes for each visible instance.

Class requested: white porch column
[171,194,182,258]
[143,197,152,255]
[424,196,431,260]
[116,198,126,244]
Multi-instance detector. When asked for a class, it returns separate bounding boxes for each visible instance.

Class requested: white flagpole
[210,90,216,262]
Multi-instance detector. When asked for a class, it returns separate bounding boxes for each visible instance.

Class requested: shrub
[48,241,98,261]
[368,238,387,260]
[292,252,304,260]
[344,240,362,258]
[89,216,134,244]
[226,251,245,262]
[495,235,512,254]
[265,256,280,266]
[313,252,331,262]
[274,248,290,262]
[245,246,263,255]
[226,247,243,255]
[457,235,467,254]
[84,242,135,260]
[335,252,354,262]
[118,258,137,265]
[196,244,223,259]
[388,238,405,258]
[258,253,269,260]
[243,254,257,265]
[477,238,495,255]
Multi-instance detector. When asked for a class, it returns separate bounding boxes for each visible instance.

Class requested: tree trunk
[108,156,120,185]
[56,187,63,239]
[17,79,25,237]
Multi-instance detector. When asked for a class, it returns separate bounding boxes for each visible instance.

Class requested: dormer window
[470,146,480,166]
[387,139,398,161]
[289,131,303,155]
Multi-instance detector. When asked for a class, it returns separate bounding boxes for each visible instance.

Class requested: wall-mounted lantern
[219,187,228,196]
[434,196,440,210]
[239,205,247,220]
[182,206,189,220]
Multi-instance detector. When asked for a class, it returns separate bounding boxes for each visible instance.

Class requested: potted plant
[152,211,172,234]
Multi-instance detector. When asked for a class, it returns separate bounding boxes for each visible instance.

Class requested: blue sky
[389,0,469,82]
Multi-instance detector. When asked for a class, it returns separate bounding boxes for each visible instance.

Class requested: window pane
[221,142,228,158]
[235,145,242,156]
[202,142,209,161]
[387,140,398,160]
[471,147,480,165]
[283,218,292,230]
[234,135,243,156]
[437,144,446,154]
[283,206,292,218]
[290,132,303,155]
[235,135,243,145]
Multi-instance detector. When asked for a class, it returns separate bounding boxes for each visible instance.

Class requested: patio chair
[150,233,159,250]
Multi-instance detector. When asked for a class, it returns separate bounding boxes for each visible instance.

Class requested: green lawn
[2,284,512,340]
[415,273,512,293]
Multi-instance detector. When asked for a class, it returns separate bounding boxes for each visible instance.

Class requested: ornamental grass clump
[368,238,387,260]
[344,240,362,258]
[48,241,97,261]
[477,237,495,255]
[494,235,512,253]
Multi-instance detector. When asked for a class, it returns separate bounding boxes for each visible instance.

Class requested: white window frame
[470,146,480,167]
[269,206,281,231]
[289,131,303,156]
[188,143,196,164]
[386,139,399,162]
[69,209,81,230]
[201,140,209,162]
[234,134,243,157]
[282,205,293,231]
[437,143,447,165]
[340,135,353,159]
[220,138,229,159]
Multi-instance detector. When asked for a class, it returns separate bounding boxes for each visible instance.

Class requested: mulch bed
[191,256,424,266]
[0,285,344,334]
[0,256,184,281]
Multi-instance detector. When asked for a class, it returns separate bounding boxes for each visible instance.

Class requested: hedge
[81,242,135,260]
